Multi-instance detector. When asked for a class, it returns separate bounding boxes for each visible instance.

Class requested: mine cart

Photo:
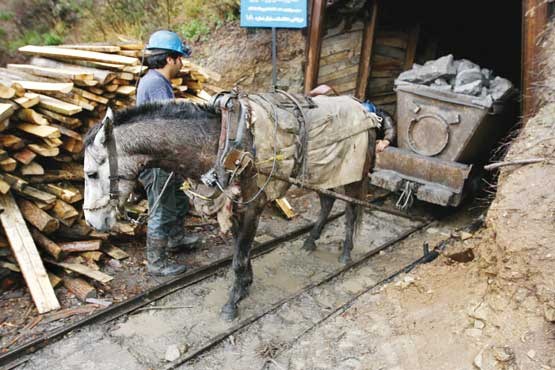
[370,84,513,207]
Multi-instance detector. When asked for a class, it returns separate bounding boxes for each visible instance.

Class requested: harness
[202,88,317,204]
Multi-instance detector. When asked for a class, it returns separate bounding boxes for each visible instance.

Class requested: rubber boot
[147,236,187,276]
[167,226,199,253]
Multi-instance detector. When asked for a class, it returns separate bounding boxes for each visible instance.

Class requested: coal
[395,55,514,107]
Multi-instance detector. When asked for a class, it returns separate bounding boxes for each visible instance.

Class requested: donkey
[83,99,376,320]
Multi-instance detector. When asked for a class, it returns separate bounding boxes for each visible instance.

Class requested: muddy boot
[167,227,199,253]
[147,236,187,276]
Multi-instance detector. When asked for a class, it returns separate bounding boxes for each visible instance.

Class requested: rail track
[2,199,434,370]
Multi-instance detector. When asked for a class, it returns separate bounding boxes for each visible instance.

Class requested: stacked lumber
[0,43,219,312]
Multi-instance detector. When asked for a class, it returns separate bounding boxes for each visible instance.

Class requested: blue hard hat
[146,30,191,57]
[362,100,377,113]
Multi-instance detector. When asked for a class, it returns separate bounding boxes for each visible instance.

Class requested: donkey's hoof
[302,239,317,252]
[338,254,352,264]
[221,303,238,321]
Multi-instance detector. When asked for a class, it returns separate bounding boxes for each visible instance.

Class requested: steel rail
[162,219,432,370]
[0,211,348,368]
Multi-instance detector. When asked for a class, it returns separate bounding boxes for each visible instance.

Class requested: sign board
[240,0,307,29]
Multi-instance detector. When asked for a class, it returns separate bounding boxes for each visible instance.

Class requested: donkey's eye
[86,171,98,179]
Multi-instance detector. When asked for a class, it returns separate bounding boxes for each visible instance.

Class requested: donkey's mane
[84,101,216,147]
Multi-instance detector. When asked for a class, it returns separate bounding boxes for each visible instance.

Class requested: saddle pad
[250,94,381,200]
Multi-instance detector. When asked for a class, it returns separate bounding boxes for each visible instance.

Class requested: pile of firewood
[0,42,220,314]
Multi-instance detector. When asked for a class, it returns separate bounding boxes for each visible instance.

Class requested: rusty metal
[371,84,512,207]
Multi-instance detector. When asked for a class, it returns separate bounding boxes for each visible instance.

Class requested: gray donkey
[83,99,376,320]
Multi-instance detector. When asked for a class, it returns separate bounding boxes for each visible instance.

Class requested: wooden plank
[14,93,40,108]
[376,35,408,49]
[319,64,360,82]
[39,183,82,203]
[0,134,24,150]
[51,199,79,225]
[30,227,64,260]
[304,0,327,94]
[7,63,94,81]
[17,198,59,233]
[0,118,10,132]
[17,122,60,138]
[63,277,96,302]
[57,44,121,53]
[274,197,296,219]
[37,94,82,116]
[0,103,15,122]
[17,108,49,125]
[20,162,44,176]
[100,244,129,260]
[403,24,420,71]
[13,148,37,165]
[31,57,116,85]
[36,108,81,128]
[115,85,136,96]
[28,143,60,157]
[355,0,379,99]
[523,0,549,119]
[59,240,101,253]
[46,260,113,283]
[19,45,139,66]
[72,87,109,104]
[0,178,10,194]
[14,81,73,94]
[0,192,60,313]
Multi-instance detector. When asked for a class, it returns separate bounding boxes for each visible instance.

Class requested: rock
[455,68,484,87]
[489,77,513,100]
[465,328,482,337]
[164,344,181,362]
[426,227,440,234]
[460,231,473,240]
[454,80,483,96]
[475,346,516,370]
[527,350,536,360]
[481,68,493,84]
[544,305,555,322]
[447,248,475,263]
[456,59,480,74]
[474,319,486,329]
[396,55,456,84]
[493,346,514,362]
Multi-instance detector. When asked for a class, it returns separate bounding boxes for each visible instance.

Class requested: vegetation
[0,0,239,64]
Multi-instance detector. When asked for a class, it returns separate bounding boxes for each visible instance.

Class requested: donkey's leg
[340,182,365,264]
[302,194,335,251]
[221,201,264,321]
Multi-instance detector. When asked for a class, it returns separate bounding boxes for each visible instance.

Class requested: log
[19,45,139,66]
[30,227,64,260]
[37,94,82,116]
[73,78,99,87]
[46,260,113,283]
[17,185,58,204]
[63,277,96,302]
[0,134,24,150]
[0,118,10,132]
[0,178,10,194]
[0,82,16,99]
[59,240,101,253]
[48,272,62,288]
[42,137,63,148]
[27,169,83,183]
[81,251,103,261]
[17,108,49,125]
[13,148,37,165]
[56,222,92,240]
[39,183,82,203]
[0,158,17,172]
[17,198,59,233]
[116,85,136,96]
[14,93,40,108]
[20,162,44,176]
[51,199,79,223]
[0,192,60,313]
[72,87,109,104]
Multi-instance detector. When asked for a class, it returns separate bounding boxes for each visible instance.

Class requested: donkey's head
[83,109,135,231]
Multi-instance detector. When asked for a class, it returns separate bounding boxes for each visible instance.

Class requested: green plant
[180,19,210,41]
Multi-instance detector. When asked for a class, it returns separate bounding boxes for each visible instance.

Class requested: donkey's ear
[97,108,114,145]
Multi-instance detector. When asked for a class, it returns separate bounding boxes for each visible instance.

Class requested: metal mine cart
[370,84,513,207]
